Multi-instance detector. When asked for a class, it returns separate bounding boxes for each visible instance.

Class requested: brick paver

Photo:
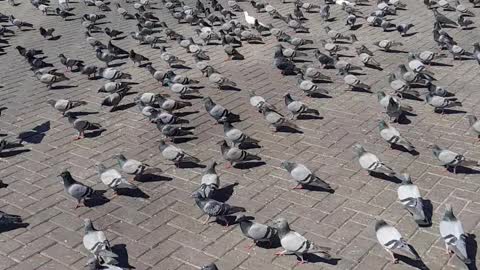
[1,0,480,269]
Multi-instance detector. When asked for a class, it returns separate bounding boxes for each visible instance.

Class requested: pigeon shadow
[219,85,241,91]
[422,199,433,228]
[48,35,62,41]
[112,102,136,111]
[447,166,480,175]
[365,64,383,70]
[0,222,29,233]
[428,61,453,67]
[276,126,303,133]
[84,128,106,139]
[0,149,30,157]
[350,87,372,93]
[17,121,50,144]
[134,173,172,183]
[239,142,261,150]
[395,252,429,270]
[85,190,110,207]
[180,94,203,100]
[108,62,126,67]
[302,254,341,265]
[177,161,206,169]
[171,64,191,69]
[292,59,313,63]
[233,161,266,170]
[301,183,335,193]
[437,109,467,115]
[112,35,127,40]
[0,181,7,188]
[462,26,476,30]
[385,49,409,54]
[369,172,402,183]
[403,32,418,37]
[390,144,419,156]
[466,234,478,270]
[296,114,323,120]
[111,244,135,269]
[116,187,150,198]
[171,136,198,144]
[50,85,77,90]
[350,24,363,30]
[212,182,238,202]
[174,111,199,117]
[68,111,99,117]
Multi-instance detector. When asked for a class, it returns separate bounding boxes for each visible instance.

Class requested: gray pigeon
[375,219,420,263]
[352,144,396,176]
[192,191,246,226]
[249,90,276,112]
[378,120,415,152]
[281,161,333,192]
[201,264,219,270]
[47,99,87,115]
[467,115,480,139]
[96,163,136,197]
[157,123,193,141]
[440,204,471,265]
[260,106,299,131]
[114,154,157,181]
[97,67,132,81]
[198,160,219,199]
[59,170,94,208]
[272,218,331,265]
[157,95,192,112]
[101,89,128,112]
[159,140,200,166]
[237,215,277,250]
[223,122,259,147]
[220,140,261,168]
[204,97,239,123]
[397,173,428,226]
[425,93,462,113]
[64,112,102,140]
[430,144,478,173]
[83,219,118,265]
[98,82,131,93]
[377,91,413,122]
[284,93,319,119]
[296,74,329,96]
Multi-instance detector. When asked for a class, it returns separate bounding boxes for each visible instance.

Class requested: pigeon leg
[453,165,457,174]
[245,241,257,251]
[292,183,303,189]
[109,191,118,200]
[295,254,306,265]
[388,249,398,264]
[225,162,232,169]
[445,244,451,255]
[203,215,211,224]
[275,250,288,256]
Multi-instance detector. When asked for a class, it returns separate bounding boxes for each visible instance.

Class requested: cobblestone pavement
[1,0,480,268]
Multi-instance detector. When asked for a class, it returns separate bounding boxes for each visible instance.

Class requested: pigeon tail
[304,108,320,115]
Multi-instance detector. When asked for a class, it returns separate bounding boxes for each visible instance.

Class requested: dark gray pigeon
[281,161,333,192]
[64,112,102,140]
[83,219,118,265]
[192,191,245,226]
[430,144,478,173]
[397,173,428,226]
[59,170,94,208]
[220,140,261,168]
[204,97,239,123]
[237,215,277,250]
[272,218,331,265]
[375,219,420,263]
[440,204,471,265]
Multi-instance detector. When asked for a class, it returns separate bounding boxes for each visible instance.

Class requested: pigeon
[458,14,474,29]
[275,44,307,60]
[223,122,259,147]
[206,69,237,89]
[300,65,332,82]
[433,9,458,27]
[108,41,129,56]
[159,140,200,166]
[85,32,107,50]
[101,89,128,112]
[377,91,413,122]
[114,154,157,181]
[160,46,186,67]
[375,219,420,263]
[344,74,370,91]
[314,50,335,69]
[396,23,414,36]
[237,215,277,250]
[59,170,94,208]
[281,161,333,191]
[352,144,396,176]
[39,27,55,39]
[197,161,219,199]
[16,46,43,59]
[157,95,192,112]
[373,40,403,51]
[322,41,349,56]
[96,163,136,196]
[248,91,276,112]
[439,204,471,265]
[98,82,131,93]
[378,120,415,152]
[192,191,246,226]
[0,210,23,227]
[413,50,447,65]
[204,97,239,123]
[430,144,478,173]
[157,123,193,141]
[425,93,462,113]
[83,219,119,265]
[324,26,356,42]
[220,140,261,168]
[201,264,219,270]
[104,27,123,39]
[284,36,313,49]
[260,106,299,131]
[34,71,69,88]
[115,3,134,19]
[284,93,320,119]
[165,71,199,85]
[467,115,480,139]
[9,15,34,30]
[346,14,357,29]
[59,54,84,70]
[129,49,149,66]
[358,53,382,69]
[96,48,117,67]
[296,74,329,96]
[64,112,102,140]
[97,68,132,81]
[272,218,331,265]
[397,173,428,226]
[47,99,87,115]
[320,5,330,20]
[274,50,300,75]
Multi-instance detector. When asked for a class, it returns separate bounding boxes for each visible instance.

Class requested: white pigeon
[375,219,420,263]
[397,173,428,225]
[439,204,471,265]
[244,11,256,27]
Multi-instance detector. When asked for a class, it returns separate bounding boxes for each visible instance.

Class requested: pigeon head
[202,96,213,104]
[442,204,455,221]
[352,143,366,157]
[223,121,233,132]
[378,120,388,131]
[466,115,478,127]
[58,170,72,179]
[201,263,219,270]
[374,219,388,231]
[281,161,295,172]
[205,160,217,173]
[83,218,95,232]
[398,172,412,185]
[46,99,56,107]
[427,144,441,156]
[113,154,127,162]
[271,218,291,234]
[158,140,168,151]
[95,163,107,172]
[85,257,98,270]
[376,91,386,100]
